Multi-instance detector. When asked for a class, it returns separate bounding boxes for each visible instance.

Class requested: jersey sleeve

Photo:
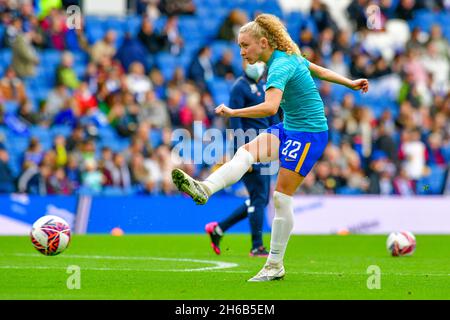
[302,56,310,68]
[266,56,296,92]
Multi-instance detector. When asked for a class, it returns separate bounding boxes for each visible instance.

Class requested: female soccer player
[172,13,369,282]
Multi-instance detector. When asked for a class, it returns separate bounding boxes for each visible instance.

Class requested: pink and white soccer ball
[386,231,416,257]
[30,215,71,256]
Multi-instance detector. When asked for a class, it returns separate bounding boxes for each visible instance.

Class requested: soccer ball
[386,231,416,257]
[30,215,71,256]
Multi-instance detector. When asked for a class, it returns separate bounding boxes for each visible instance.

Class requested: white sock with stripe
[267,191,294,266]
[202,147,255,196]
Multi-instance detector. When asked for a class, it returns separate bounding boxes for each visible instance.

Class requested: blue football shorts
[265,122,328,177]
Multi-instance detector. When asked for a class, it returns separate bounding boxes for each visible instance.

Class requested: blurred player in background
[205,60,280,257]
[172,13,369,282]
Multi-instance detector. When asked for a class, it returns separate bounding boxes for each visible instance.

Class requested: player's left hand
[215,104,235,117]
[349,79,369,93]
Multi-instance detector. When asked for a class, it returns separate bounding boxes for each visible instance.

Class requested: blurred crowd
[0,0,449,196]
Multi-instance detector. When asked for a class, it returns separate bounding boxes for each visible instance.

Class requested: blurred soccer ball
[386,231,416,257]
[30,215,71,256]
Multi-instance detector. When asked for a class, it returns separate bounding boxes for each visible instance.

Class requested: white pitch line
[9,253,239,272]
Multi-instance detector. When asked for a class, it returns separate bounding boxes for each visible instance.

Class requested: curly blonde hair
[239,13,301,56]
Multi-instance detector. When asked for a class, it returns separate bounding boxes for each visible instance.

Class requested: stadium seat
[3,101,19,114]
[126,15,142,36]
[416,165,447,195]
[50,125,73,138]
[0,49,12,67]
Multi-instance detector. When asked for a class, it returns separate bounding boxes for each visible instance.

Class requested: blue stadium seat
[98,126,117,141]
[109,138,129,152]
[150,129,163,147]
[126,15,142,36]
[42,49,62,65]
[7,135,29,154]
[86,27,105,45]
[50,125,73,138]
[0,49,12,67]
[155,52,181,80]
[210,40,233,63]
[29,126,52,150]
[416,165,446,195]
[3,101,19,114]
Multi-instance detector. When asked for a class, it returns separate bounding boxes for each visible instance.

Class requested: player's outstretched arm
[215,88,282,118]
[308,62,369,93]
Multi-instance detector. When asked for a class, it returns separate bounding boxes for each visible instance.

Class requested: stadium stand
[0,0,448,196]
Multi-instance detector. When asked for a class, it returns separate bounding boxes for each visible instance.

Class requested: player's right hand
[215,104,235,117]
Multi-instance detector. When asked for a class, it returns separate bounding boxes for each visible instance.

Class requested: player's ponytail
[240,13,301,56]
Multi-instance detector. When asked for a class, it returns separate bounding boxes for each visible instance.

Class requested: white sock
[202,147,255,196]
[267,191,294,266]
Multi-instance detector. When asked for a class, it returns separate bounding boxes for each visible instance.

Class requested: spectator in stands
[188,46,213,92]
[129,152,154,194]
[167,67,187,89]
[214,50,237,81]
[45,10,68,51]
[298,26,318,51]
[139,90,171,129]
[3,16,22,48]
[11,28,39,78]
[74,81,97,116]
[48,167,73,194]
[398,128,427,181]
[310,0,338,32]
[374,121,398,165]
[148,68,166,99]
[367,151,394,194]
[115,32,148,73]
[218,9,248,42]
[64,152,81,190]
[395,0,419,20]
[56,51,80,89]
[45,83,70,117]
[16,100,39,126]
[126,62,152,104]
[17,161,52,195]
[161,15,184,55]
[53,134,68,167]
[0,146,15,193]
[81,158,103,193]
[66,124,85,152]
[137,19,168,54]
[393,166,416,195]
[134,121,154,158]
[347,0,369,31]
[23,137,44,167]
[107,153,131,189]
[53,97,79,127]
[427,24,449,59]
[0,67,27,102]
[91,30,117,64]
[158,0,196,16]
[426,132,446,168]
[327,50,349,77]
[297,172,326,195]
[116,92,140,137]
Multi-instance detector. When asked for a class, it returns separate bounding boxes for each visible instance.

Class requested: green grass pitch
[0,234,449,300]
